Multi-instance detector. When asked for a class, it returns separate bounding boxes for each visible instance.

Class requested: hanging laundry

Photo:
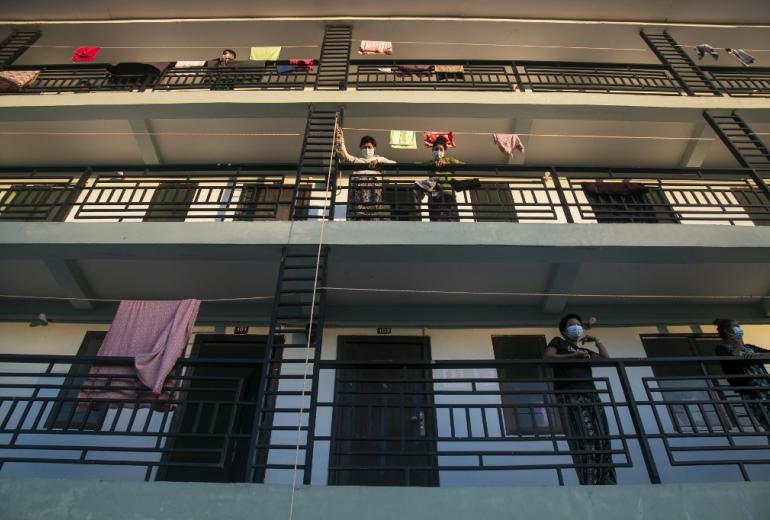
[377,67,393,73]
[434,64,465,73]
[359,40,393,55]
[249,46,282,61]
[397,64,433,76]
[0,70,39,91]
[276,64,295,74]
[174,60,206,68]
[726,48,755,67]
[389,130,417,149]
[71,46,101,63]
[289,58,315,71]
[423,131,456,148]
[694,44,719,61]
[492,133,525,158]
[77,299,201,410]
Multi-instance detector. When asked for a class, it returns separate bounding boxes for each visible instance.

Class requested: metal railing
[338,164,770,225]
[2,164,769,225]
[1,353,768,485]
[2,61,769,96]
[0,61,317,94]
[0,164,334,222]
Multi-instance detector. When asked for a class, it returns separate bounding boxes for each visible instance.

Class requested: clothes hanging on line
[397,64,433,75]
[289,58,315,71]
[389,130,418,149]
[0,70,39,91]
[726,48,755,67]
[174,60,206,68]
[71,46,100,63]
[77,299,201,410]
[276,64,295,74]
[694,44,719,60]
[434,64,465,73]
[249,46,281,61]
[423,131,456,148]
[359,40,393,55]
[492,133,525,159]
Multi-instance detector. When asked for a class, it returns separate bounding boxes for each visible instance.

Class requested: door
[143,182,197,222]
[330,336,438,486]
[470,184,518,222]
[156,334,277,483]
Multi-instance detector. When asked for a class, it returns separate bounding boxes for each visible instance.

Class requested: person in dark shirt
[545,313,615,485]
[713,318,770,432]
[206,49,239,90]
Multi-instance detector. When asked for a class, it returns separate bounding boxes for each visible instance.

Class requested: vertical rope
[287,112,338,520]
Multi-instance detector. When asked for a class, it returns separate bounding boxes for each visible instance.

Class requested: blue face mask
[728,325,744,339]
[361,148,375,159]
[565,324,583,341]
[432,149,445,160]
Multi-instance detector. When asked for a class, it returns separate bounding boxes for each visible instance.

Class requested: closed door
[157,334,275,483]
[330,336,438,486]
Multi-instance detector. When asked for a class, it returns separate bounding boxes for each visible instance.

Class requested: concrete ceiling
[1,115,764,169]
[2,1,770,24]
[3,20,770,67]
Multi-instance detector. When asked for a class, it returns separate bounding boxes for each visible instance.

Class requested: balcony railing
[1,61,768,96]
[2,164,769,225]
[1,353,768,485]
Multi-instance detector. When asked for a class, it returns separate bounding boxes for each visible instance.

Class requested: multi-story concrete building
[1,3,770,519]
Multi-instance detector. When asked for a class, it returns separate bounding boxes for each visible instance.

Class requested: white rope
[287,113,338,520]
[29,44,321,49]
[341,127,729,142]
[0,293,273,302]
[0,132,301,137]
[358,40,649,52]
[320,287,770,301]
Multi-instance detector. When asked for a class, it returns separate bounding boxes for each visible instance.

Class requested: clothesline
[0,132,302,137]
[28,44,320,49]
[26,42,770,53]
[2,289,768,302]
[0,293,273,302]
[342,128,745,142]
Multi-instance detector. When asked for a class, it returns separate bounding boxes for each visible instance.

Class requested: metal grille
[640,31,721,96]
[315,26,353,91]
[518,62,682,95]
[705,67,770,97]
[350,61,514,91]
[0,30,41,66]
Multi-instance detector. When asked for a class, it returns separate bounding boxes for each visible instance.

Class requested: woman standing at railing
[544,313,616,485]
[416,137,464,222]
[335,128,395,220]
[713,319,770,431]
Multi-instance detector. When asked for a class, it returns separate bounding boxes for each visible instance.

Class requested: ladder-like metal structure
[289,107,340,220]
[314,25,353,91]
[247,108,340,484]
[0,30,41,66]
[640,30,721,96]
[704,111,770,201]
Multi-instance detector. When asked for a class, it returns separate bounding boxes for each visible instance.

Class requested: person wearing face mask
[335,128,395,220]
[713,319,770,432]
[544,313,615,485]
[414,137,464,221]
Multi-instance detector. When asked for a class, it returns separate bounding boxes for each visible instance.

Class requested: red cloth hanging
[423,131,456,148]
[289,58,315,71]
[72,46,101,63]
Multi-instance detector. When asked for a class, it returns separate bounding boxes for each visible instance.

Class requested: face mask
[361,148,374,159]
[565,324,583,341]
[729,325,744,339]
[432,149,445,160]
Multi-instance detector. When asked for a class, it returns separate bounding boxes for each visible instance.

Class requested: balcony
[2,60,769,97]
[1,352,769,485]
[2,164,769,226]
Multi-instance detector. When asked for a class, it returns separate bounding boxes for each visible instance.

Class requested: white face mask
[432,149,445,160]
[361,148,375,159]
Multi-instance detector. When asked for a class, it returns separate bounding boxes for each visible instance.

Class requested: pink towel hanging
[423,131,456,148]
[77,299,200,410]
[359,40,393,55]
[492,133,525,158]
[72,46,101,63]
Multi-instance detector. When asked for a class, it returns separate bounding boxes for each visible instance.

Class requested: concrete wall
[1,479,769,520]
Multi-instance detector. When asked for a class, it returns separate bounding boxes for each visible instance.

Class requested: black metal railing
[2,164,769,225]
[338,164,770,225]
[1,353,768,485]
[2,60,768,96]
[0,164,335,222]
[0,61,317,94]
